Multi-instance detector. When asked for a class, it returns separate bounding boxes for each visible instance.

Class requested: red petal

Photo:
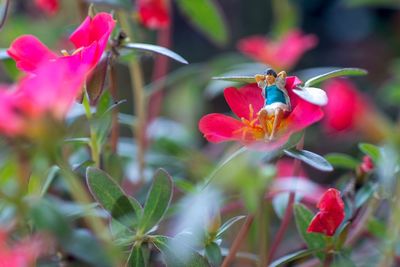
[7,35,57,73]
[198,113,243,143]
[307,211,343,236]
[223,84,264,120]
[317,188,345,212]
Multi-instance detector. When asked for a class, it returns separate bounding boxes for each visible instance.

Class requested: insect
[213,68,292,140]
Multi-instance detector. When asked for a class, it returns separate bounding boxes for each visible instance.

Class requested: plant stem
[148,0,172,121]
[109,64,119,153]
[267,136,304,263]
[221,215,255,267]
[82,91,100,167]
[259,198,269,267]
[118,12,146,182]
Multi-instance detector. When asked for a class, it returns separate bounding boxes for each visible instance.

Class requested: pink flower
[34,0,59,15]
[359,155,374,174]
[322,78,390,141]
[138,0,170,29]
[322,78,368,132]
[307,188,345,236]
[198,77,324,150]
[0,230,42,267]
[7,13,116,74]
[269,160,326,204]
[237,30,318,70]
[0,59,88,136]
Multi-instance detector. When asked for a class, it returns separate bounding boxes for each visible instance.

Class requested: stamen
[61,50,70,56]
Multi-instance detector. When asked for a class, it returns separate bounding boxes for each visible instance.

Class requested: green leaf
[175,0,228,46]
[153,236,211,267]
[325,153,359,170]
[216,215,245,239]
[358,143,380,163]
[205,242,222,267]
[86,167,142,228]
[292,87,328,106]
[332,251,356,267]
[0,0,10,30]
[127,245,148,267]
[367,217,386,238]
[139,169,173,233]
[124,43,188,64]
[355,182,377,209]
[304,68,368,87]
[211,75,255,83]
[84,0,133,9]
[293,204,327,261]
[284,149,334,172]
[269,249,319,267]
[64,229,113,267]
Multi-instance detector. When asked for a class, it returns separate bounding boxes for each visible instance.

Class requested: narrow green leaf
[153,236,211,267]
[205,242,222,267]
[86,167,142,228]
[293,204,327,261]
[355,182,377,209]
[0,49,8,60]
[325,153,359,170]
[292,87,328,106]
[124,43,188,64]
[175,0,228,46]
[216,215,245,239]
[269,249,319,267]
[127,245,148,267]
[84,0,132,9]
[284,149,334,172]
[358,143,380,163]
[0,0,10,30]
[304,68,368,87]
[212,75,255,83]
[139,169,173,233]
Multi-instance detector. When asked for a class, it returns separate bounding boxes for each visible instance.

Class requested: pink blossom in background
[322,78,368,132]
[198,77,324,150]
[8,12,116,75]
[0,59,88,136]
[307,188,345,236]
[138,0,170,29]
[269,160,326,204]
[237,30,318,70]
[322,78,391,142]
[0,230,42,267]
[34,0,59,15]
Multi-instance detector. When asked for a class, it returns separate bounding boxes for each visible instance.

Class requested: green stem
[83,91,101,167]
[118,12,146,183]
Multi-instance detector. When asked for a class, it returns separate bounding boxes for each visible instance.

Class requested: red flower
[198,76,324,150]
[0,59,88,136]
[307,188,345,236]
[322,78,390,141]
[269,160,326,204]
[322,78,368,132]
[34,0,59,15]
[138,0,170,29]
[7,12,115,74]
[237,30,318,70]
[0,229,43,267]
[359,155,374,173]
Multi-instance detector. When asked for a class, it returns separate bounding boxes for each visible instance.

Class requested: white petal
[293,87,328,106]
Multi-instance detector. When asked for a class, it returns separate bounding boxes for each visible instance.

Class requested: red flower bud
[307,188,345,236]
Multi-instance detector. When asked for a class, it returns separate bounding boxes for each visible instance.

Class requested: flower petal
[7,35,57,72]
[317,188,345,212]
[285,98,324,134]
[198,113,243,143]
[223,84,264,120]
